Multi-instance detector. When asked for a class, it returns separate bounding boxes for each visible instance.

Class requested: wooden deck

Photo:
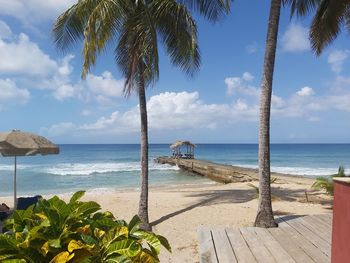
[198,214,332,263]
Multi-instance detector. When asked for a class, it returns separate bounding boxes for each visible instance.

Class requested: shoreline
[0,170,317,199]
[0,166,319,199]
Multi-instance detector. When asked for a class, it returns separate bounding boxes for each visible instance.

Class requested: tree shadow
[151,189,256,226]
[150,184,333,227]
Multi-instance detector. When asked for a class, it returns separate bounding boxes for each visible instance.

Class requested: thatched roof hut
[170,140,195,159]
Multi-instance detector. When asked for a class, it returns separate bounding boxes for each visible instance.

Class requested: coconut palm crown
[53,0,231,230]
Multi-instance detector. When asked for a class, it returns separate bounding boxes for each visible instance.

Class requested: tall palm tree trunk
[254,0,281,228]
[138,78,151,230]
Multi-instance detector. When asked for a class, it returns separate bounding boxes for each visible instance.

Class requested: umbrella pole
[14,156,17,209]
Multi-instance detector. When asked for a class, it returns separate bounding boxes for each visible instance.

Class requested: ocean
[0,144,349,196]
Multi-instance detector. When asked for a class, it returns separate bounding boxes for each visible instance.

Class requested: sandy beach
[0,174,332,262]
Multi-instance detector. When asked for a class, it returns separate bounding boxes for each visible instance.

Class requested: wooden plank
[211,228,237,263]
[254,227,295,262]
[303,215,331,235]
[317,214,332,225]
[198,227,218,263]
[278,218,329,263]
[309,214,332,229]
[240,227,276,263]
[298,216,331,243]
[268,227,314,263]
[226,228,257,263]
[283,216,331,257]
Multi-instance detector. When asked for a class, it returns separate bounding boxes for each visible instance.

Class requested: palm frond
[310,0,348,55]
[81,0,125,77]
[153,0,200,77]
[286,0,320,17]
[115,2,159,96]
[179,0,232,22]
[53,2,85,52]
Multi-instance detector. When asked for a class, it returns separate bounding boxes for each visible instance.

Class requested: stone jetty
[154,156,259,183]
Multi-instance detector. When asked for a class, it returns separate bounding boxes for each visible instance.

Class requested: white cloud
[328,50,349,74]
[281,23,310,52]
[0,78,29,103]
[272,94,286,108]
[0,0,76,24]
[246,43,257,54]
[41,122,76,137]
[0,33,57,76]
[296,86,315,97]
[242,72,254,82]
[44,91,260,137]
[225,72,259,97]
[85,71,124,98]
[0,20,12,39]
[53,84,75,101]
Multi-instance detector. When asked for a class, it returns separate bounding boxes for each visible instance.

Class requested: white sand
[0,176,332,262]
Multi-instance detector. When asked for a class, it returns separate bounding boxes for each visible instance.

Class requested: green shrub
[0,191,170,262]
[312,165,346,195]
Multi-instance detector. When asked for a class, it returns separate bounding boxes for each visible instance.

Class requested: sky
[0,0,349,144]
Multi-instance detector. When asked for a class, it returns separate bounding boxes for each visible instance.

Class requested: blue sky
[0,0,349,144]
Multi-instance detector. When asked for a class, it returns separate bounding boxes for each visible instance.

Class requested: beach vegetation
[0,191,170,262]
[53,0,231,230]
[312,165,347,195]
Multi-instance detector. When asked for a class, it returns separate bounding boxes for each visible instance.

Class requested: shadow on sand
[151,184,332,226]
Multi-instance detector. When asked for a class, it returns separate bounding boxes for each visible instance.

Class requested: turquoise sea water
[0,144,349,196]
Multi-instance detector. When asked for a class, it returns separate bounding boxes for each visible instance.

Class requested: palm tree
[254,0,320,227]
[254,0,281,228]
[53,0,231,230]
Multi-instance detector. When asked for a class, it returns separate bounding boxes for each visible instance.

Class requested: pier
[154,156,259,183]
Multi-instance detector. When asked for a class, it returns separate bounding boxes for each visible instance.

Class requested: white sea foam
[43,162,180,176]
[234,164,337,177]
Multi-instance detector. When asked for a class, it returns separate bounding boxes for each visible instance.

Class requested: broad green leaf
[76,224,91,235]
[81,234,98,246]
[105,255,132,263]
[70,201,100,218]
[69,191,86,203]
[157,235,171,252]
[70,249,93,263]
[2,259,26,263]
[0,235,17,251]
[128,215,141,234]
[115,219,127,227]
[0,254,16,261]
[132,230,161,254]
[105,240,141,258]
[49,238,61,248]
[49,251,74,263]
[95,218,118,230]
[48,196,70,219]
[133,248,159,263]
[102,227,129,247]
[41,241,49,256]
[12,208,34,225]
[68,239,94,252]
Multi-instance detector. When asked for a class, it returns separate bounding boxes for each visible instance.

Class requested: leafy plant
[312,165,347,195]
[0,191,170,262]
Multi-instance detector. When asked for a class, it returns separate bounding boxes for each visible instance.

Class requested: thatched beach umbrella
[0,130,59,208]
